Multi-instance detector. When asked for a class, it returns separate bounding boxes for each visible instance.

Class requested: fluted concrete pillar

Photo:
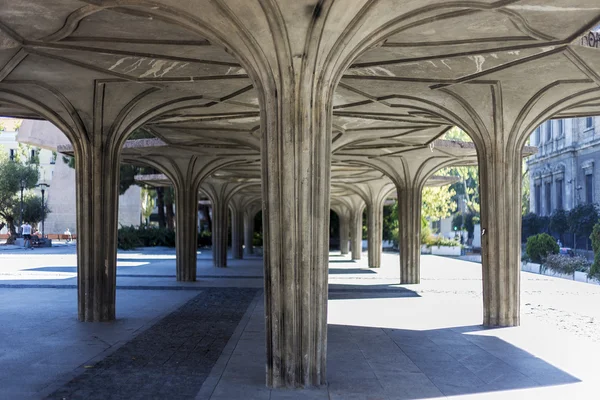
[211,201,228,268]
[76,143,119,322]
[231,206,244,260]
[175,186,198,281]
[367,203,383,268]
[480,143,522,327]
[244,210,256,256]
[398,184,422,284]
[339,216,349,255]
[351,208,363,260]
[260,61,334,388]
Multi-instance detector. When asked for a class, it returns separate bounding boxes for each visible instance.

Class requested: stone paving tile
[45,288,257,400]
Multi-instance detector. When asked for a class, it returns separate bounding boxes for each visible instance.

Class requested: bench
[46,234,77,241]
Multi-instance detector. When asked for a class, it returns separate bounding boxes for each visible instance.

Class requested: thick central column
[175,186,198,281]
[480,142,522,327]
[76,142,119,322]
[261,72,332,388]
[398,184,422,284]
[231,206,244,259]
[367,203,383,268]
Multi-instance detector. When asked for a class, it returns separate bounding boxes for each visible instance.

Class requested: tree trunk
[5,217,16,244]
[156,187,166,229]
[166,203,175,230]
[165,187,175,230]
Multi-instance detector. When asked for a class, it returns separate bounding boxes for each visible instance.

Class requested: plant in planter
[542,254,590,276]
[525,233,559,264]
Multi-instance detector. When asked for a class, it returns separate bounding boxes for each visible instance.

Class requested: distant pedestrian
[64,228,72,243]
[21,222,32,249]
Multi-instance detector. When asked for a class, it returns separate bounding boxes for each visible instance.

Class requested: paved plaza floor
[1,246,599,399]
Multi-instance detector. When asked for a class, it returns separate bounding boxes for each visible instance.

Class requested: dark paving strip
[0,284,206,291]
[116,274,264,279]
[46,287,258,400]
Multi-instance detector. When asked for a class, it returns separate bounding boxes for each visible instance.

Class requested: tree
[11,194,50,227]
[568,204,599,250]
[463,212,476,241]
[451,213,463,232]
[422,185,457,222]
[548,209,568,244]
[383,203,398,242]
[443,126,472,142]
[0,153,39,242]
[590,222,600,280]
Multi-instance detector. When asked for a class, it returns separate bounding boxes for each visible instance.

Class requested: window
[546,121,553,141]
[586,174,594,204]
[586,117,594,130]
[30,149,35,161]
[534,127,540,145]
[545,181,552,215]
[9,149,15,161]
[556,180,563,210]
[535,184,541,215]
[558,120,564,137]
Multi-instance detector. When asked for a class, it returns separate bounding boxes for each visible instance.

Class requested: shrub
[117,225,143,250]
[589,222,600,280]
[198,231,212,248]
[420,215,431,245]
[425,236,460,248]
[542,254,590,275]
[253,231,263,247]
[117,225,175,250]
[525,233,559,264]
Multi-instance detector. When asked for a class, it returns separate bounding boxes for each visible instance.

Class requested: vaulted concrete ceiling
[1,1,599,186]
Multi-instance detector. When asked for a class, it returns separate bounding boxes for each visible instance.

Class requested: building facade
[528,117,600,216]
[1,119,141,234]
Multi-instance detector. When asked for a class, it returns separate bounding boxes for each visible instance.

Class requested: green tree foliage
[589,222,600,280]
[0,154,39,240]
[451,213,463,231]
[567,204,599,249]
[442,127,472,142]
[383,203,398,242]
[463,212,476,240]
[525,233,559,264]
[11,194,50,226]
[522,162,530,216]
[548,209,568,243]
[420,215,431,244]
[422,186,457,222]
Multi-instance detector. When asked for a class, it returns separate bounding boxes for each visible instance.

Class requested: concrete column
[480,143,522,327]
[175,186,198,281]
[75,143,119,322]
[211,201,228,268]
[367,202,383,268]
[398,184,422,284]
[244,210,255,256]
[261,83,331,388]
[350,208,363,260]
[339,216,349,255]
[231,206,244,260]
